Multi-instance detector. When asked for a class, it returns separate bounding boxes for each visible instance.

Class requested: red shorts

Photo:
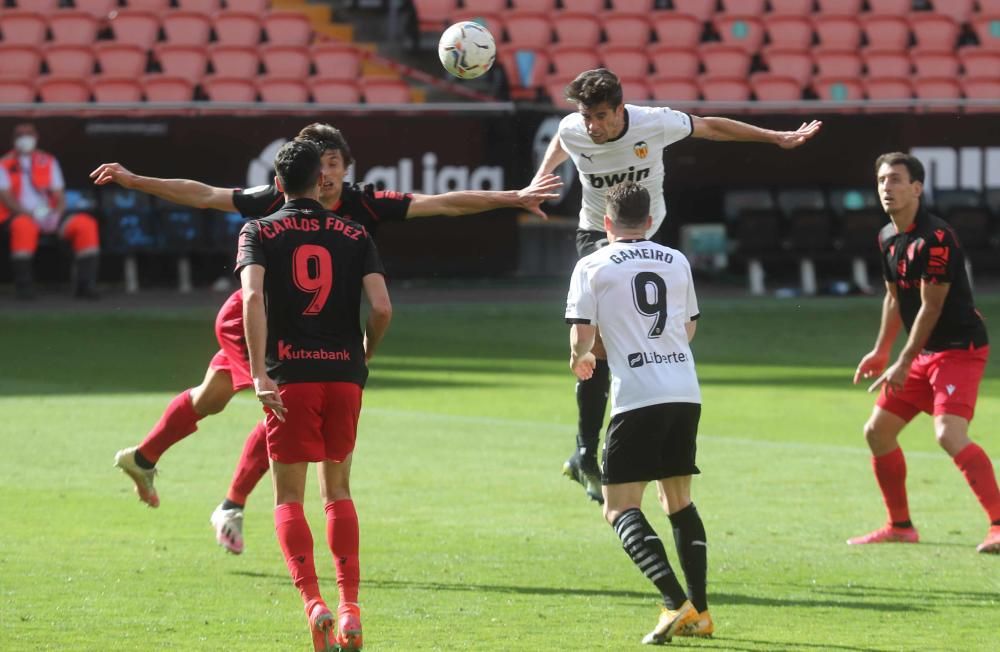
[209,289,252,391]
[877,345,989,422]
[265,382,362,464]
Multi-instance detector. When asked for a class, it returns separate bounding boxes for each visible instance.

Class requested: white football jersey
[558,105,692,236]
[566,239,701,416]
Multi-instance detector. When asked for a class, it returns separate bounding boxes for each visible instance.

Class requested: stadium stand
[650,45,700,78]
[48,12,101,45]
[95,44,149,78]
[161,11,213,47]
[155,44,209,83]
[309,78,362,103]
[0,44,41,80]
[551,13,601,48]
[45,45,97,77]
[0,11,47,45]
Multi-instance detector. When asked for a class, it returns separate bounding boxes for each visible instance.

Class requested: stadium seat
[619,77,651,101]
[599,45,650,79]
[175,0,222,11]
[862,77,912,112]
[713,16,766,53]
[309,78,361,104]
[45,44,96,77]
[815,0,862,15]
[723,188,781,295]
[202,76,257,102]
[503,13,552,48]
[109,11,161,49]
[142,74,195,101]
[763,16,814,50]
[549,45,601,79]
[778,187,833,255]
[913,76,962,112]
[125,0,171,12]
[650,13,703,49]
[510,0,556,8]
[750,73,802,102]
[92,76,143,103]
[699,76,751,102]
[862,16,911,51]
[867,0,912,14]
[450,12,503,37]
[761,47,813,86]
[17,0,59,12]
[813,16,862,50]
[71,0,117,20]
[562,0,605,12]
[649,45,700,78]
[957,48,1000,77]
[970,15,1000,52]
[0,79,36,104]
[37,76,91,103]
[671,0,715,22]
[769,0,813,15]
[928,0,974,22]
[213,12,263,47]
[934,190,991,255]
[830,187,884,288]
[311,42,361,80]
[609,0,650,10]
[813,76,864,110]
[978,0,1000,13]
[961,77,1000,113]
[0,45,42,80]
[209,45,260,77]
[161,11,212,46]
[499,48,549,101]
[551,13,601,47]
[723,0,765,13]
[0,11,47,46]
[155,44,208,82]
[909,14,958,51]
[261,44,310,78]
[910,51,958,78]
[545,75,573,105]
[863,50,911,78]
[648,76,700,103]
[602,14,652,46]
[700,44,752,78]
[814,50,862,78]
[361,77,411,104]
[226,0,270,12]
[48,11,100,46]
[263,11,313,46]
[257,76,309,103]
[461,0,506,12]
[95,43,148,77]
[411,0,455,33]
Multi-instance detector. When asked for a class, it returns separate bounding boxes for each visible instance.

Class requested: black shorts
[602,402,701,485]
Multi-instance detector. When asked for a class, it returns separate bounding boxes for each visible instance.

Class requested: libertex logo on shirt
[628,351,688,368]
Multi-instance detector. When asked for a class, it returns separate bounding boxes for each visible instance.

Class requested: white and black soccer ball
[438,21,496,80]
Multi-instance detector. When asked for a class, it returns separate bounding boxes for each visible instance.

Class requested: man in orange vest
[0,122,100,299]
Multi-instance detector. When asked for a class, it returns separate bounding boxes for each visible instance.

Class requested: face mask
[14,135,36,153]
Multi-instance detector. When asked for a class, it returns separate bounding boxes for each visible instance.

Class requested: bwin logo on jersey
[587,166,651,189]
[634,141,649,159]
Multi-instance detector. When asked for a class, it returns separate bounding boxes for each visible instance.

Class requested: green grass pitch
[1,290,999,650]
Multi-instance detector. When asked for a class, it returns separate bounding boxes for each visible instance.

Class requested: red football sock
[325,500,360,605]
[226,421,270,506]
[137,390,200,464]
[954,443,1000,523]
[275,502,321,606]
[873,447,910,525]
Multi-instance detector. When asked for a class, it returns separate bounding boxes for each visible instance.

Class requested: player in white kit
[566,181,710,645]
[537,68,822,504]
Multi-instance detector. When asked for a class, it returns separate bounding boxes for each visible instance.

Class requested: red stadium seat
[499,48,550,100]
[862,17,913,54]
[909,15,958,51]
[700,44,752,78]
[602,14,651,46]
[0,11,47,46]
[261,45,310,78]
[0,45,42,80]
[311,42,361,80]
[672,0,715,22]
[608,0,650,11]
[142,74,195,101]
[979,0,1000,13]
[648,77,700,103]
[619,77,650,101]
[155,44,208,82]
[651,14,703,49]
[764,16,814,50]
[503,13,552,48]
[914,77,962,112]
[37,76,91,103]
[0,79,36,104]
[545,75,573,105]
[814,50,862,78]
[18,0,59,11]
[73,0,117,20]
[257,76,309,103]
[928,0,974,23]
[213,12,262,47]
[813,16,862,50]
[209,45,259,77]
[863,50,910,78]
[95,43,148,77]
[867,0,911,15]
[202,76,257,102]
[551,13,601,48]
[45,44,96,77]
[815,0,862,15]
[862,77,912,112]
[461,0,506,12]
[125,0,170,12]
[562,0,605,12]
[910,51,958,78]
[309,78,361,104]
[769,0,813,15]
[723,0,765,13]
[713,16,766,53]
[749,73,802,102]
[226,0,270,12]
[450,12,503,38]
[92,76,143,103]
[761,47,813,85]
[699,77,751,102]
[48,11,100,45]
[600,46,650,79]
[175,0,221,11]
[961,77,1000,114]
[813,76,864,107]
[109,11,161,49]
[162,11,212,46]
[549,45,601,79]
[511,0,556,10]
[263,11,313,46]
[361,78,411,104]
[649,46,700,79]
[970,15,1000,52]
[958,48,1000,78]
[411,0,455,32]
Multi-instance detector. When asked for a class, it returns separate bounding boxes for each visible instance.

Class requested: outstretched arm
[532,133,569,183]
[406,174,562,219]
[90,162,237,211]
[691,117,822,149]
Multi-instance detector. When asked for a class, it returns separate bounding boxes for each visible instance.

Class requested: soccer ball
[438,21,496,80]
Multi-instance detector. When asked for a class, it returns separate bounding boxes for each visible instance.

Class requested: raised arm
[406,174,562,219]
[691,117,822,149]
[361,273,392,362]
[90,162,237,211]
[533,132,569,183]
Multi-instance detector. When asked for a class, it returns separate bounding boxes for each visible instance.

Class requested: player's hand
[89,162,137,188]
[254,375,286,422]
[571,352,596,380]
[867,358,911,394]
[517,173,563,219]
[853,350,889,385]
[774,120,822,150]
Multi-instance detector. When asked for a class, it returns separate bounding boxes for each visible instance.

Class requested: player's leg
[211,420,268,554]
[657,475,711,638]
[9,214,39,299]
[59,212,100,299]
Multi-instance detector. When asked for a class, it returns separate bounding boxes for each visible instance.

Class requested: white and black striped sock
[613,508,687,608]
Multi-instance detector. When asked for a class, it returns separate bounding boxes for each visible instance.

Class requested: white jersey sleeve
[565,257,597,324]
[685,259,699,321]
[648,106,693,147]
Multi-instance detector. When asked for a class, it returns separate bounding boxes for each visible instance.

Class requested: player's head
[12,122,37,153]
[565,69,625,145]
[296,123,352,206]
[274,139,322,200]
[875,152,924,217]
[604,181,652,235]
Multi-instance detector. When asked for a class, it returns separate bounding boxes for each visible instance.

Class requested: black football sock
[134,450,156,470]
[613,508,688,609]
[669,503,708,613]
[222,499,244,511]
[992,519,1000,526]
[892,519,914,529]
[575,358,609,462]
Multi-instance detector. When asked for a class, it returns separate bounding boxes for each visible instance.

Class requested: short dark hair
[606,181,650,229]
[875,152,925,184]
[274,139,322,196]
[296,123,354,168]
[564,68,623,109]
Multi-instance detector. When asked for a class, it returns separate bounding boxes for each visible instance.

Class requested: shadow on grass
[669,637,896,652]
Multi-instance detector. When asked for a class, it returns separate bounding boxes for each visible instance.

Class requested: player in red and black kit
[851,152,1000,554]
[238,139,389,651]
[95,123,561,554]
